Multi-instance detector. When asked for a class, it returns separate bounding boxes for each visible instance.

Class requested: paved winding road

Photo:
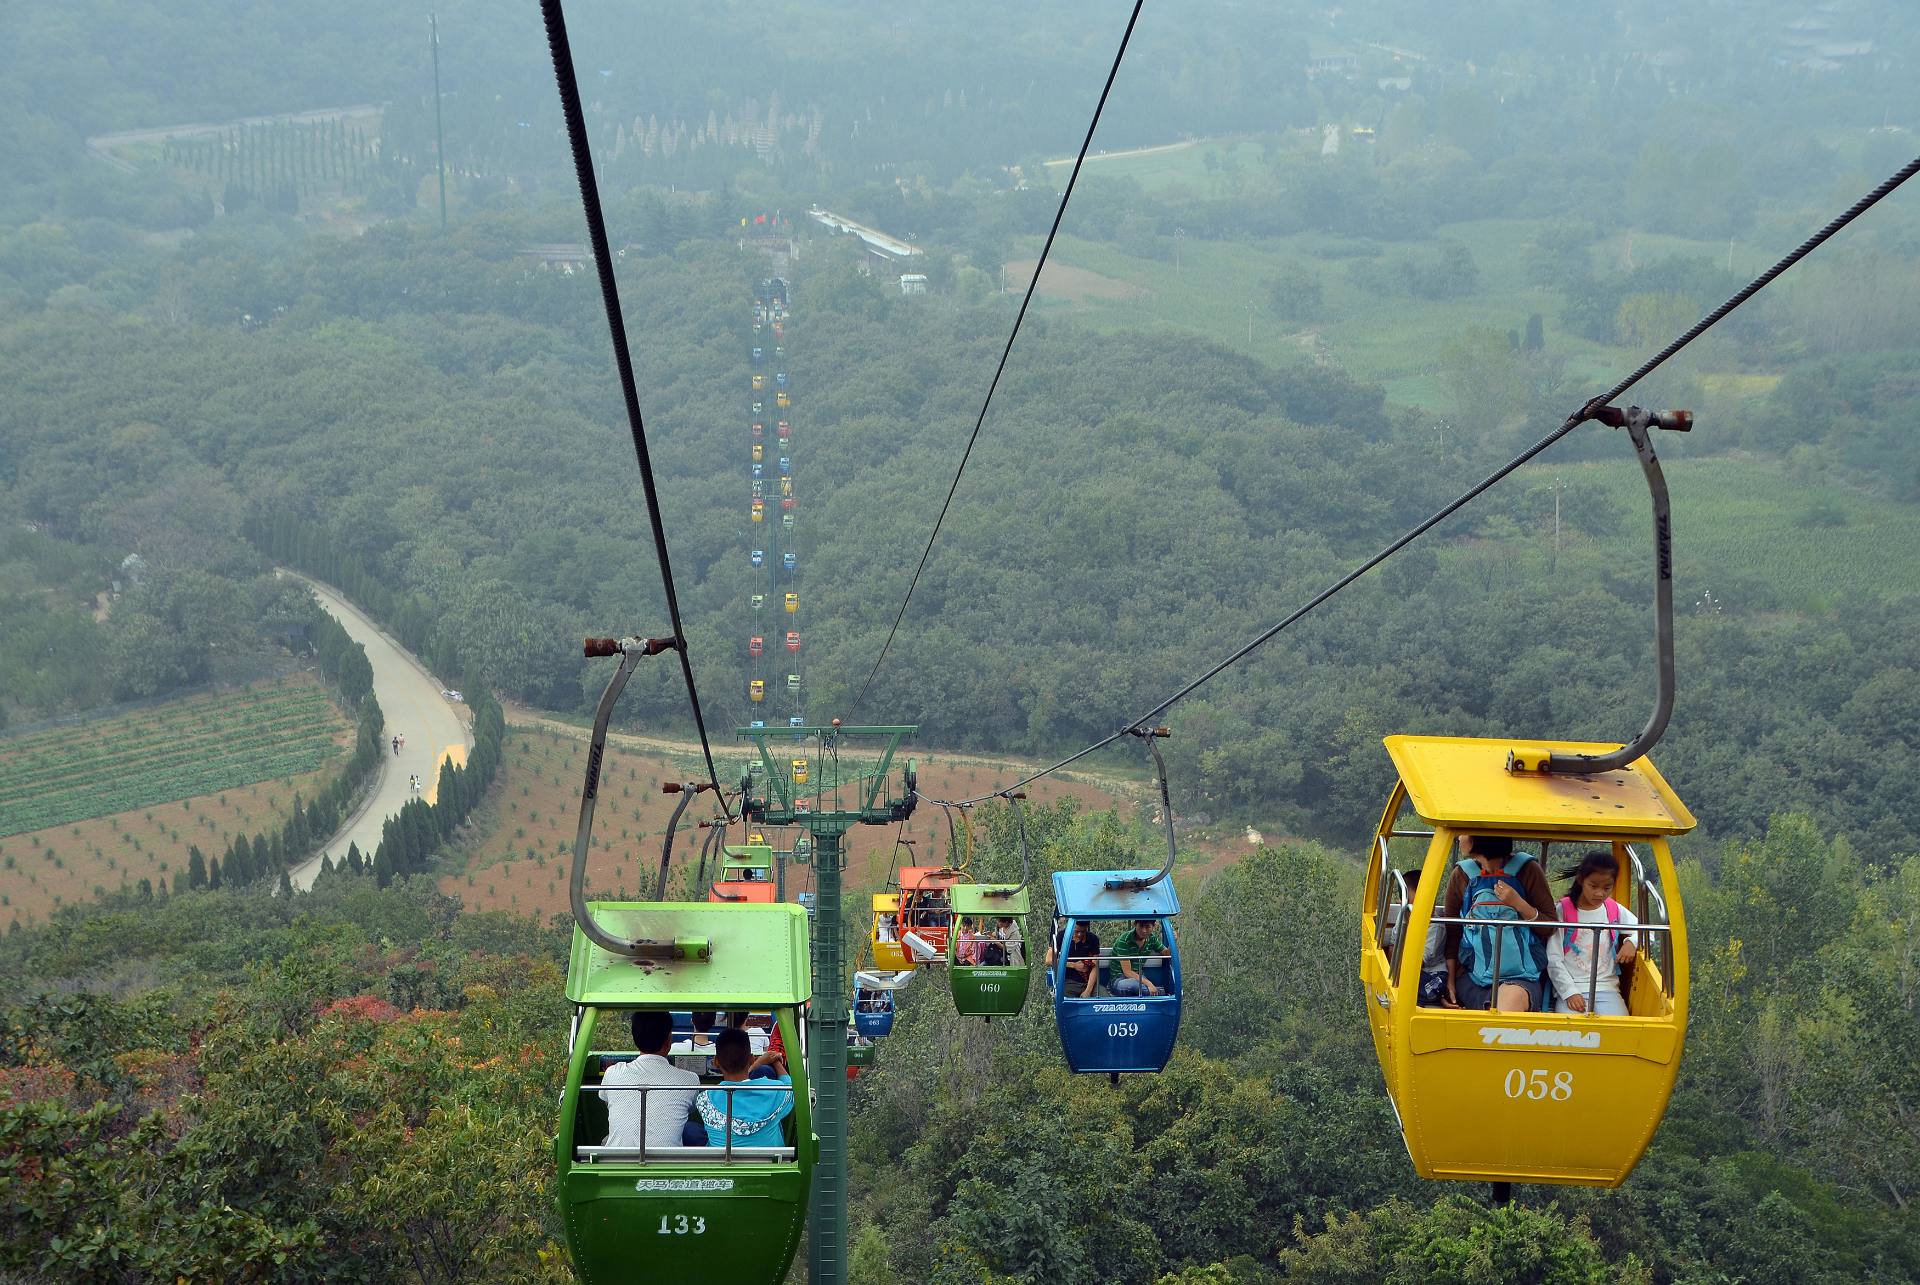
[286,574,471,891]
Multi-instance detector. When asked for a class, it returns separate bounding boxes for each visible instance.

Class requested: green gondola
[555,901,814,1284]
[947,882,1031,1018]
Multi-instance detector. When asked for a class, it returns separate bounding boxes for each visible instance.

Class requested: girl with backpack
[1547,850,1640,1016]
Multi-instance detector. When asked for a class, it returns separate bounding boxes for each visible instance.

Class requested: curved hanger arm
[653,781,720,901]
[985,791,1032,898]
[1542,407,1690,776]
[568,635,687,960]
[1108,727,1175,892]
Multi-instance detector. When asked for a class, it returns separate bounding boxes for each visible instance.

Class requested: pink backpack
[1559,896,1622,955]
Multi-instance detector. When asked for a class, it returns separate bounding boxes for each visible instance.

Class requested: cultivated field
[439,725,1133,918]
[1012,219,1741,413]
[1492,456,1920,611]
[0,674,354,928]
[0,676,351,838]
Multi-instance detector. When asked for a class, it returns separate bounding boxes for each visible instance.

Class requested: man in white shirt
[670,1010,718,1074]
[601,1011,700,1153]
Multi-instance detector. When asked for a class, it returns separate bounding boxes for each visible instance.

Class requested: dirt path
[1042,139,1198,169]
[286,574,471,889]
[499,701,1142,804]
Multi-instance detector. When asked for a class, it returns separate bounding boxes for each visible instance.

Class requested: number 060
[1503,1068,1572,1101]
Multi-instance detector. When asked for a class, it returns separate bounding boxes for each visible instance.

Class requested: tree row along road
[286,574,471,891]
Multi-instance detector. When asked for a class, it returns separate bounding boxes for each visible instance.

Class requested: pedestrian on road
[392,735,400,756]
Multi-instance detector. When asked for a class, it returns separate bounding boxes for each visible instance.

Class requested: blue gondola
[783,553,796,573]
[751,347,764,365]
[775,372,789,389]
[1048,871,1182,1078]
[778,457,791,476]
[752,462,763,479]
[751,549,765,567]
[853,986,896,1038]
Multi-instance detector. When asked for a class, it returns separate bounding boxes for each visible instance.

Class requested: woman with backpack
[1546,849,1639,1016]
[1441,835,1559,1012]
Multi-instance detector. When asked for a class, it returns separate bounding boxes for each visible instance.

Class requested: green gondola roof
[566,902,810,1006]
[951,883,1030,915]
[720,842,775,868]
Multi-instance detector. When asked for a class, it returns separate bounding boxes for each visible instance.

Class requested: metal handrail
[579,1145,795,1163]
[1425,913,1676,1009]
[588,1080,798,1165]
[1383,868,1412,985]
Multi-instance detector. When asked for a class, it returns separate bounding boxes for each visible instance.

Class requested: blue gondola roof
[1051,870,1181,918]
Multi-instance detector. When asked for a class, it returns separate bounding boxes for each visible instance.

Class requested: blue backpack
[1457,853,1545,987]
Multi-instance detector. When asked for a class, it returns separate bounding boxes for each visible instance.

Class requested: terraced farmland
[441,725,1131,918]
[0,676,352,838]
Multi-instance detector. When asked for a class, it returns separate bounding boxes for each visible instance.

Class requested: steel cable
[848,0,1147,718]
[929,154,1920,805]
[539,0,729,806]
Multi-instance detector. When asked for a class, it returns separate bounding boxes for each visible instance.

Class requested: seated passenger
[955,916,984,965]
[1393,870,1452,1007]
[602,1011,701,1153]
[1547,849,1639,1016]
[697,1027,794,1150]
[670,1009,717,1071]
[1107,919,1169,997]
[986,916,1019,966]
[1046,920,1100,998]
[1443,835,1557,1013]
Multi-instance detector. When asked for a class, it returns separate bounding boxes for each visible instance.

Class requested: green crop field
[0,676,353,838]
[1018,219,1744,413]
[1458,456,1920,612]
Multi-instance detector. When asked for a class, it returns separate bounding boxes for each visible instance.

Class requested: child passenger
[1546,850,1639,1016]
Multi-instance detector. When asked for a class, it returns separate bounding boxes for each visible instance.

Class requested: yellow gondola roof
[566,902,810,1006]
[1384,735,1696,835]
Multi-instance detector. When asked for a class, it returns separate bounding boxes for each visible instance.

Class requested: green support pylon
[737,724,916,1285]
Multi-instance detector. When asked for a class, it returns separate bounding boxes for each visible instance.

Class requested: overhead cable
[539,0,729,807]
[847,0,1148,718]
[929,154,1920,806]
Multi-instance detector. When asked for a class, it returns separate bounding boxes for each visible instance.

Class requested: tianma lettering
[635,1178,735,1192]
[1479,1027,1601,1049]
[1092,1002,1149,1014]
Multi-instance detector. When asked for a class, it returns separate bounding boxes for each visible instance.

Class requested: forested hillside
[7,2,1920,1280]
[6,804,1917,1281]
[7,213,1920,857]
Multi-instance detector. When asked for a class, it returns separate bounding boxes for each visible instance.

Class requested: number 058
[1503,1068,1572,1101]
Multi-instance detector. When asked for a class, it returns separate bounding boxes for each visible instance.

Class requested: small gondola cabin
[947,883,1030,1018]
[895,866,966,964]
[710,844,777,904]
[1048,871,1182,1075]
[1360,735,1695,1186]
[555,902,812,1284]
[871,893,908,970]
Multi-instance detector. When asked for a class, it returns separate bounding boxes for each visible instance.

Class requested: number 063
[1503,1069,1572,1101]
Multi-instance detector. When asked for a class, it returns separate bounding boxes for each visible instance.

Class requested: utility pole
[1246,299,1254,345]
[1174,225,1184,274]
[740,724,917,1285]
[1549,475,1568,571]
[430,13,448,230]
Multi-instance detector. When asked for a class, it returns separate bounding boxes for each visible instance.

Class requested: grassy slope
[1488,456,1920,612]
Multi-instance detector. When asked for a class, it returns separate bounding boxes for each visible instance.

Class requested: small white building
[898,273,929,296]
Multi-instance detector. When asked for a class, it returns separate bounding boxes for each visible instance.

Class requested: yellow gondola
[1360,404,1700,1190]
[1360,735,1693,1185]
[870,893,909,971]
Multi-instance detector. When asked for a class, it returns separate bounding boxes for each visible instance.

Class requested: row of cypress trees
[247,509,509,891]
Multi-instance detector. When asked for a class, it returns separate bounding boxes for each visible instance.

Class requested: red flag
[754,213,767,225]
